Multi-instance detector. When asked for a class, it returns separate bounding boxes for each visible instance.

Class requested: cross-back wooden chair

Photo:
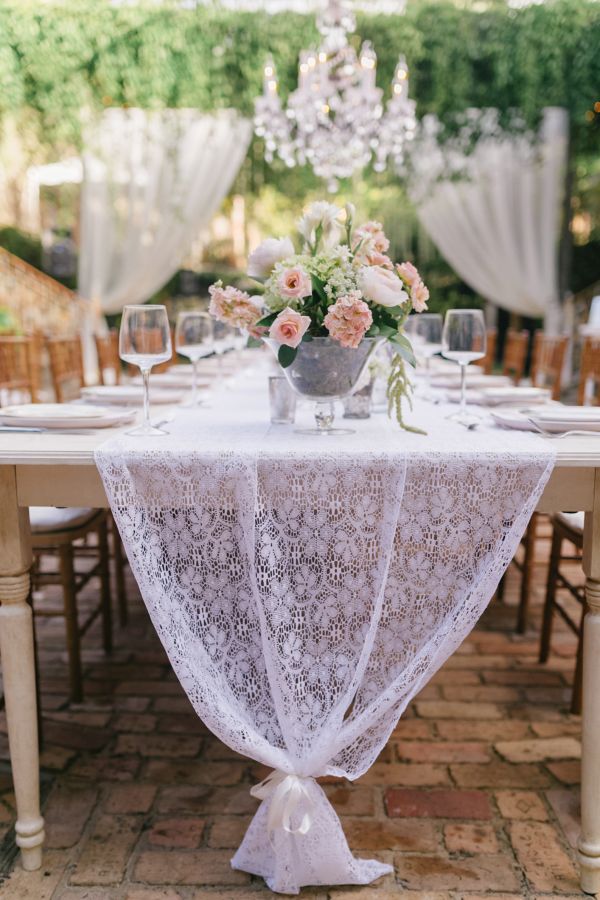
[95,331,121,386]
[47,336,85,402]
[502,329,530,385]
[530,332,569,400]
[0,336,39,404]
[538,337,600,713]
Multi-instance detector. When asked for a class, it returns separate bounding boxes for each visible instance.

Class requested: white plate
[131,373,210,390]
[527,408,600,433]
[0,403,135,429]
[490,409,541,432]
[479,386,552,406]
[531,406,600,423]
[80,386,179,406]
[430,373,511,389]
[1,403,106,420]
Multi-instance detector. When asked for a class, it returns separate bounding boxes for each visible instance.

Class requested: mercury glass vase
[264,336,382,435]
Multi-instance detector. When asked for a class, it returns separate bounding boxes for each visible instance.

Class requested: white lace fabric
[95,371,555,895]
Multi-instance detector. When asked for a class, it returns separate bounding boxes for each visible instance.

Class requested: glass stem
[424,355,431,394]
[142,367,151,429]
[459,362,468,417]
[314,401,334,433]
[192,359,198,406]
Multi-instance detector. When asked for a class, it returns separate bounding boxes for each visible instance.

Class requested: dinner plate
[2,403,105,420]
[0,404,135,429]
[527,407,600,433]
[430,373,511,389]
[479,386,552,406]
[80,386,180,406]
[131,373,210,390]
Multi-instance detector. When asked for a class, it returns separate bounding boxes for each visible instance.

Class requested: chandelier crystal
[254,0,417,190]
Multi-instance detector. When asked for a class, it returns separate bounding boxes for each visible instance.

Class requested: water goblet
[175,311,212,407]
[119,304,172,436]
[441,309,486,427]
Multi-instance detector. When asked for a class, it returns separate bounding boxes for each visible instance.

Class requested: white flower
[247,237,294,278]
[359,265,409,308]
[297,201,343,246]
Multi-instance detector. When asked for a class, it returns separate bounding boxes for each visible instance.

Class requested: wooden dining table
[1,418,600,893]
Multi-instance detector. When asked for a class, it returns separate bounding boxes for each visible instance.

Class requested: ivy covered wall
[0,0,598,159]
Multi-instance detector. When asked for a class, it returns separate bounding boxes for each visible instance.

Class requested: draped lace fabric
[95,388,555,895]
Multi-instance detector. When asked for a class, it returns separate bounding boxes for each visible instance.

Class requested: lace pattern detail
[95,387,554,895]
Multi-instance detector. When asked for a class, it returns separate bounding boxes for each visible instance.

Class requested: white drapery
[410,107,568,330]
[95,370,554,895]
[77,108,251,375]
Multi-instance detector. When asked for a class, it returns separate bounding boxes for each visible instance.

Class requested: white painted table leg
[578,470,600,894]
[0,466,44,870]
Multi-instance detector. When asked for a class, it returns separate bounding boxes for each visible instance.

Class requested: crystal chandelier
[254,0,417,190]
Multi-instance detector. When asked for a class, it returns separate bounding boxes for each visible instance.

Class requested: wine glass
[441,309,486,426]
[175,311,212,407]
[212,320,232,369]
[119,305,172,436]
[414,313,443,399]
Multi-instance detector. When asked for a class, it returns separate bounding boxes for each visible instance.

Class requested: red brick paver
[0,532,588,898]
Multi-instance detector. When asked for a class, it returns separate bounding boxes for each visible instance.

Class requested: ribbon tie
[250,769,314,836]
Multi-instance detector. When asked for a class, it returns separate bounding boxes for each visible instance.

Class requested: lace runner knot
[250,769,315,836]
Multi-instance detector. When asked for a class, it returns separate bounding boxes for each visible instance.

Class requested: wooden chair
[0,336,122,700]
[47,336,85,402]
[480,329,497,375]
[530,332,569,400]
[0,336,40,404]
[538,336,600,713]
[95,331,121,385]
[502,329,529,385]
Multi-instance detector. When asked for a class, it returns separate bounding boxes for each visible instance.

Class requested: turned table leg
[578,470,600,893]
[0,466,45,870]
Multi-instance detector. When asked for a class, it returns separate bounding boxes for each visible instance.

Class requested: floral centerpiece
[208,201,429,432]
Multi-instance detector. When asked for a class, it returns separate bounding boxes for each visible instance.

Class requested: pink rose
[364,251,394,269]
[396,261,420,286]
[359,266,408,308]
[411,280,429,313]
[277,266,312,300]
[269,307,311,348]
[208,283,262,329]
[354,221,390,254]
[324,292,373,349]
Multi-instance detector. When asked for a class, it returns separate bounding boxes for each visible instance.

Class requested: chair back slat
[502,329,530,385]
[47,337,84,402]
[95,331,121,385]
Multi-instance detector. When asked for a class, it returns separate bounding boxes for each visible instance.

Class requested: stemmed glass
[441,309,486,426]
[119,304,172,436]
[175,311,212,407]
[414,313,443,399]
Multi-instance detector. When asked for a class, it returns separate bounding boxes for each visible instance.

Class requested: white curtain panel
[77,108,251,373]
[410,107,568,330]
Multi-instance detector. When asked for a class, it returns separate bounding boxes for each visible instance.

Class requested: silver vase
[264,336,382,434]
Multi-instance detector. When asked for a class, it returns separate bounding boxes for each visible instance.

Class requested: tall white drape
[78,108,252,316]
[410,107,568,330]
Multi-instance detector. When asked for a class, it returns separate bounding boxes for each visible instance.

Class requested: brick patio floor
[0,523,591,899]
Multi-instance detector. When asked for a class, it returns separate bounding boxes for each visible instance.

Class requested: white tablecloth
[95,361,555,895]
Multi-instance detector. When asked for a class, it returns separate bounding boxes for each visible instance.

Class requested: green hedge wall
[0,0,598,156]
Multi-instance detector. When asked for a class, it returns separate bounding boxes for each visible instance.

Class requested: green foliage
[386,353,426,435]
[0,0,598,159]
[0,226,42,269]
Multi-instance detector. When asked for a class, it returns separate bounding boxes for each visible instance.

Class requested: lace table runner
[95,369,555,894]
